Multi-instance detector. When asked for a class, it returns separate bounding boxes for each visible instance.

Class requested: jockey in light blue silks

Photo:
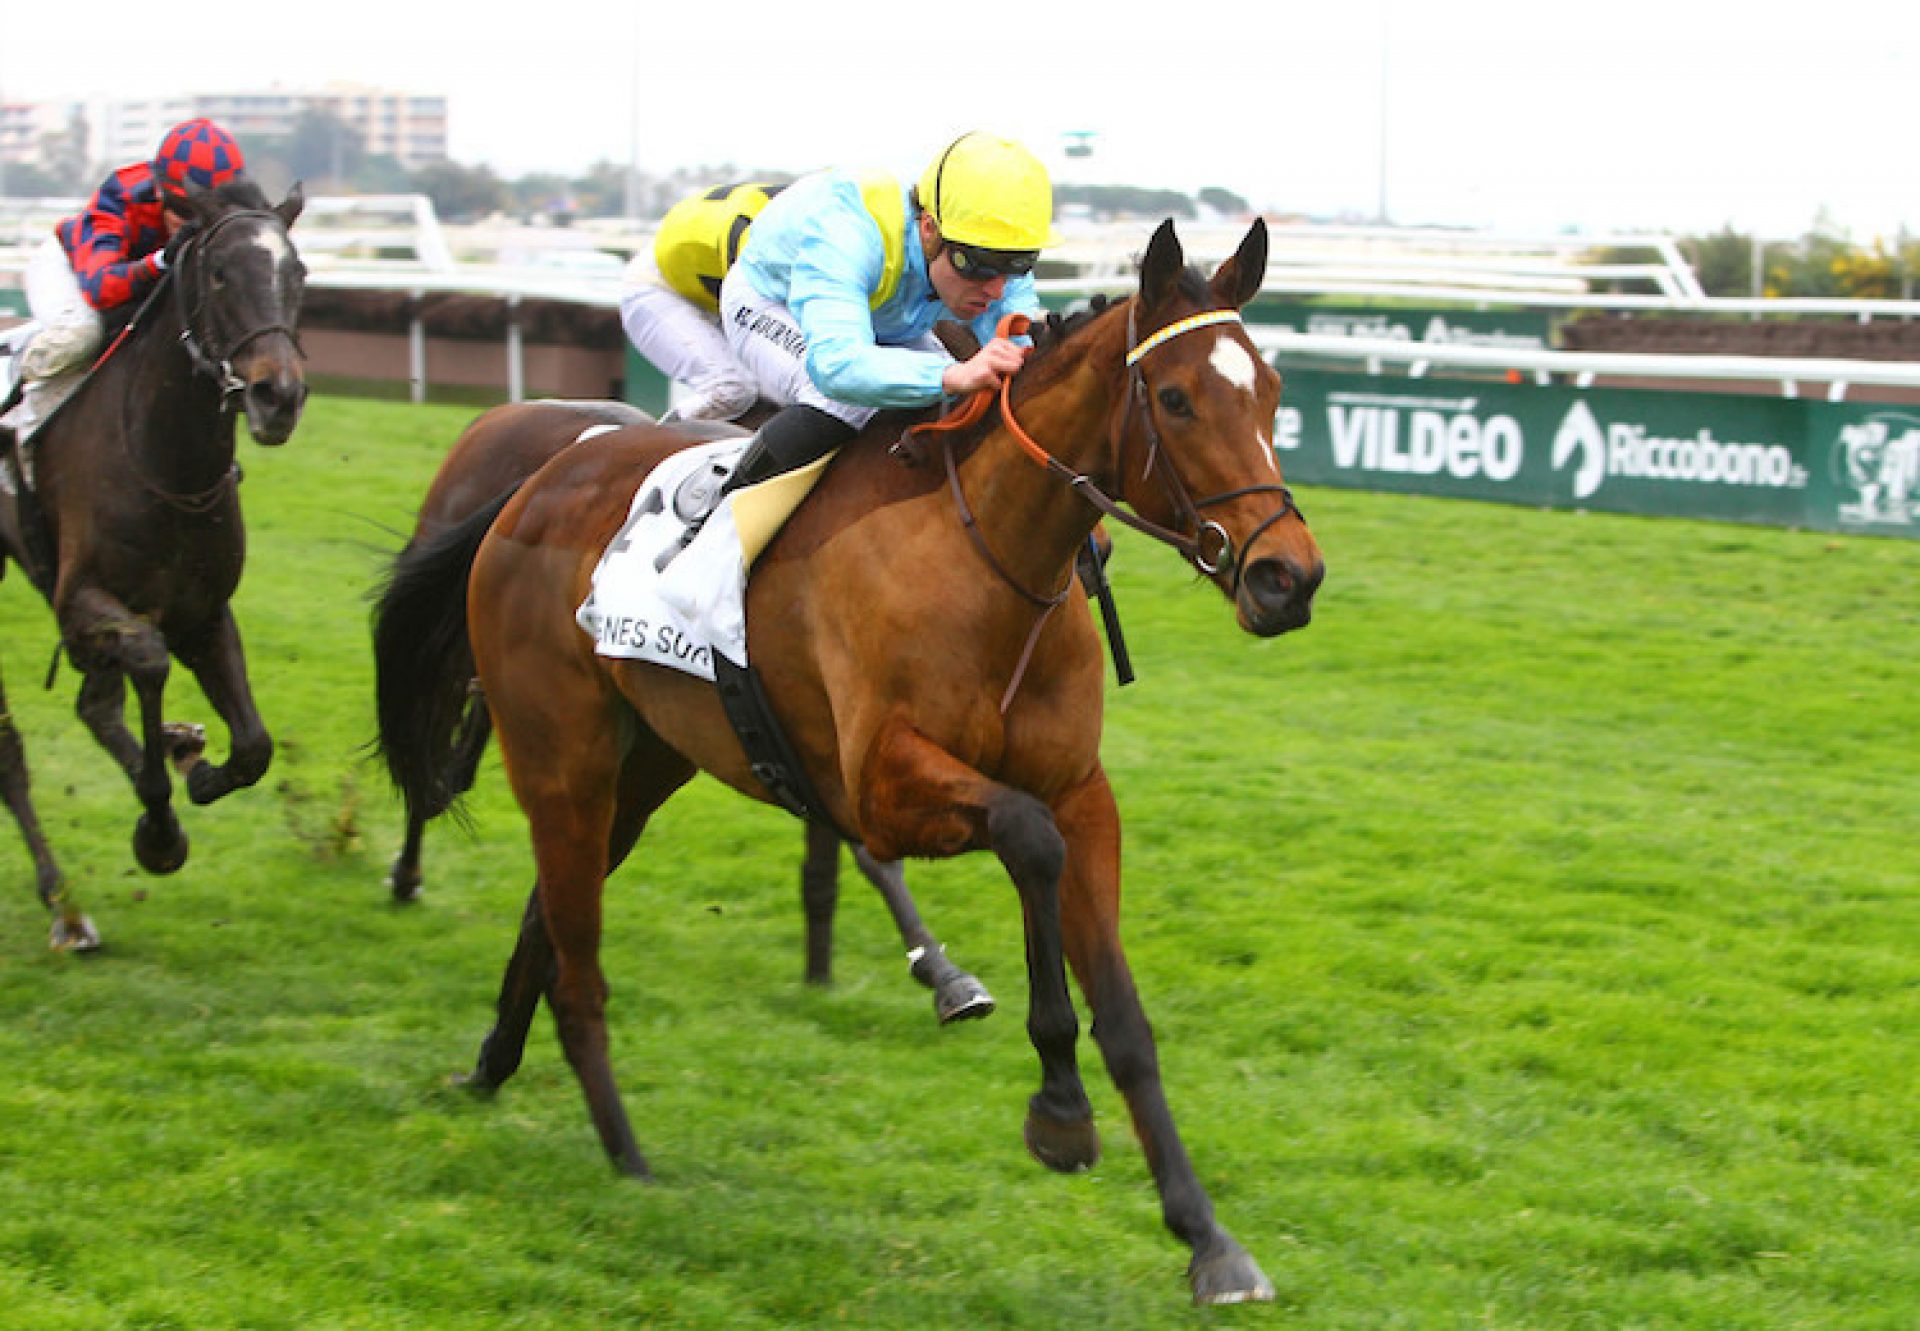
[709,131,1061,498]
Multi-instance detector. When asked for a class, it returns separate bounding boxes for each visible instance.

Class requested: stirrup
[653,456,740,573]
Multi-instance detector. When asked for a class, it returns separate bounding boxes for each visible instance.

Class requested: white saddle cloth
[0,320,36,404]
[576,437,746,678]
[573,435,837,679]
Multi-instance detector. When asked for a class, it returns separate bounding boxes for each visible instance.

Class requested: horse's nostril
[1245,560,1293,602]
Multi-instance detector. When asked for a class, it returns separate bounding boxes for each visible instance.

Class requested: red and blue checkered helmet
[152,119,246,194]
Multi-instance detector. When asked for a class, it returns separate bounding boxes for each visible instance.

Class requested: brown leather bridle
[905,304,1307,710]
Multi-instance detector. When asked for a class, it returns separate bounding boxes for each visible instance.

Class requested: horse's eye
[1157,386,1193,418]
[209,265,228,289]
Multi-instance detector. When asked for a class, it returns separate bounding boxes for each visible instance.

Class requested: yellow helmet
[917,133,1061,252]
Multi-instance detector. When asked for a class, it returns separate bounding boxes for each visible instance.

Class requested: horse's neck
[115,302,236,485]
[959,318,1128,590]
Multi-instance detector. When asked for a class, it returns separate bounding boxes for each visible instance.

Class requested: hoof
[911,947,995,1024]
[387,860,423,903]
[133,811,189,875]
[1023,1107,1100,1174]
[50,913,102,953]
[1188,1238,1275,1305]
[450,1070,500,1098]
[163,722,208,774]
[933,975,995,1025]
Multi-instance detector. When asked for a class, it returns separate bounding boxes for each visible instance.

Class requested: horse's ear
[1209,218,1268,310]
[275,182,306,230]
[1139,218,1183,313]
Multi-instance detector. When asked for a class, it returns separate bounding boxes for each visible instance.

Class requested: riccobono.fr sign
[1271,368,1920,540]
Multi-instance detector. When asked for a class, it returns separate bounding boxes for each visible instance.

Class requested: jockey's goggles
[946,241,1039,282]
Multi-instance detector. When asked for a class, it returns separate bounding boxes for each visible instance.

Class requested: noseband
[171,208,305,402]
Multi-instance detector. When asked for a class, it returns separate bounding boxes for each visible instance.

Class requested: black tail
[372,487,518,826]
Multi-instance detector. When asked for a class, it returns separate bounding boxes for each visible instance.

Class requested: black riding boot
[719,404,859,499]
[658,405,859,570]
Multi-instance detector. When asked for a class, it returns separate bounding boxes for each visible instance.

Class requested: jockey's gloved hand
[158,221,199,272]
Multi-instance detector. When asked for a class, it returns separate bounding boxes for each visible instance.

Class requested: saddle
[0,306,133,597]
[0,417,57,598]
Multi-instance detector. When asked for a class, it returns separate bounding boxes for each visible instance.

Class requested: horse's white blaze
[251,228,294,274]
[1210,336,1258,394]
[1209,335,1279,475]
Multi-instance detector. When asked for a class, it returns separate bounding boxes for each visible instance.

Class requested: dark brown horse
[0,178,307,949]
[378,396,993,1022]
[373,218,1321,1302]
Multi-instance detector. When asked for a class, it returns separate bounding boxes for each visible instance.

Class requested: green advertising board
[1272,368,1920,540]
[1247,300,1554,350]
[622,344,672,414]
[0,289,25,318]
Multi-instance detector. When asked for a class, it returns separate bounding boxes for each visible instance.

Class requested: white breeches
[716,264,879,432]
[22,238,102,381]
[618,253,756,422]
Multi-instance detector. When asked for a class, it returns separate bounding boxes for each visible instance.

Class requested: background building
[104,86,448,170]
[2,85,448,178]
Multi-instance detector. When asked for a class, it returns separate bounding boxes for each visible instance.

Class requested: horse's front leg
[173,606,272,807]
[861,726,1093,1167]
[0,669,96,950]
[61,587,187,874]
[1053,769,1273,1305]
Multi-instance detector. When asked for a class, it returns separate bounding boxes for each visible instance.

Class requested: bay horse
[0,178,307,949]
[378,396,993,1022]
[373,218,1321,1303]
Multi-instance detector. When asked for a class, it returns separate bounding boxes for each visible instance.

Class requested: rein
[939,434,1074,714]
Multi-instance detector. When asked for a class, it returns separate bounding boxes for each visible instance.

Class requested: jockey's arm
[787,229,948,409]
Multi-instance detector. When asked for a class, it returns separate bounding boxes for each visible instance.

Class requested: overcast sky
[2,0,1912,241]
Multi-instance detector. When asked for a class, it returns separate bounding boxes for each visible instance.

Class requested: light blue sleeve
[785,183,949,408]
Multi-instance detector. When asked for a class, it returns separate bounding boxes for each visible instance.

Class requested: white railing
[1249,329,1920,402]
[6,194,1918,404]
[297,194,457,270]
[1036,275,1920,323]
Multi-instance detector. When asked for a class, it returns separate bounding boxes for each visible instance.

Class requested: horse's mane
[1019,262,1213,391]
[888,261,1214,465]
[206,177,274,213]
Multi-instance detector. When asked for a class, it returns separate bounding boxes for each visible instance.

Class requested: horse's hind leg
[466,727,691,1095]
[387,809,429,903]
[800,824,993,1021]
[388,691,492,902]
[464,884,555,1091]
[847,841,994,1023]
[172,606,273,807]
[0,671,96,950]
[1053,770,1272,1305]
[799,822,840,985]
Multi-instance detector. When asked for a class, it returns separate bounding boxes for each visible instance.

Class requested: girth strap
[711,653,836,826]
